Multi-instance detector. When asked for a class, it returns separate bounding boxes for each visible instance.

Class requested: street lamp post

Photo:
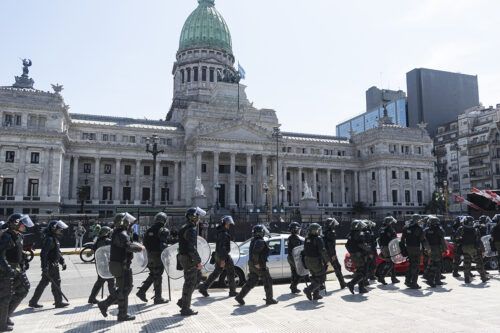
[279,184,285,209]
[263,183,269,210]
[272,127,282,210]
[214,183,221,212]
[146,134,164,207]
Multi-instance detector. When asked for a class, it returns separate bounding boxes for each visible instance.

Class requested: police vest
[110,229,133,264]
[5,231,23,265]
[461,226,477,246]
[404,225,423,247]
[425,227,443,246]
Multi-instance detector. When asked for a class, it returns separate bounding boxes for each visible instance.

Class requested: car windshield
[239,239,251,256]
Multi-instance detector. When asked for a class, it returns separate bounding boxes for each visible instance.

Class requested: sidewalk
[12,273,500,333]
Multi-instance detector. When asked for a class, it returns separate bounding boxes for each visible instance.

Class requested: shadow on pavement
[286,299,324,311]
[400,288,433,297]
[376,284,400,291]
[55,304,93,315]
[231,304,267,316]
[13,307,53,317]
[340,294,368,303]
[139,316,184,333]
[57,319,117,333]
[192,296,227,306]
[461,283,490,289]
[276,293,302,302]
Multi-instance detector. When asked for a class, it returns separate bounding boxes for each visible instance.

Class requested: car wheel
[442,258,453,273]
[80,246,95,263]
[487,257,498,270]
[218,268,246,288]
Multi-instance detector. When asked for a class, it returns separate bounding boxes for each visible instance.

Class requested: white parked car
[216,233,304,287]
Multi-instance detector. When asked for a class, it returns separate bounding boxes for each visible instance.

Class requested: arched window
[202,67,207,81]
[187,68,191,82]
[209,67,215,82]
[180,69,185,84]
[193,67,199,82]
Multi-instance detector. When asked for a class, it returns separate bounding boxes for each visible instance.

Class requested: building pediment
[195,119,271,143]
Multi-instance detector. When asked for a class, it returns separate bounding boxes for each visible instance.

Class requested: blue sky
[1,0,499,135]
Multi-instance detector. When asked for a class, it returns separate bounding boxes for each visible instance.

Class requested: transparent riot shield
[131,244,148,274]
[482,235,498,258]
[388,238,406,264]
[292,245,309,277]
[161,236,212,279]
[95,245,112,279]
[204,241,241,272]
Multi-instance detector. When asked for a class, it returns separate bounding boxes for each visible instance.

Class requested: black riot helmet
[325,218,339,230]
[428,216,440,227]
[463,216,474,226]
[308,223,322,236]
[252,225,266,238]
[47,220,69,237]
[113,212,136,229]
[383,216,397,226]
[99,226,112,238]
[288,222,301,234]
[154,212,168,225]
[185,207,206,224]
[7,213,34,232]
[221,215,235,226]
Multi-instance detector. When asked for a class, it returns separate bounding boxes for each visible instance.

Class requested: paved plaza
[11,254,500,332]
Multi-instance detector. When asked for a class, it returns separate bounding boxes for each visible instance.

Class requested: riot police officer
[400,215,426,289]
[345,220,371,294]
[456,216,489,284]
[490,214,500,274]
[29,220,69,308]
[0,214,33,332]
[303,223,330,301]
[363,220,378,282]
[88,226,115,304]
[424,216,447,288]
[98,213,144,321]
[136,212,170,304]
[176,207,205,316]
[376,216,400,285]
[451,216,464,277]
[323,218,346,289]
[199,215,237,297]
[235,225,278,306]
[287,222,303,294]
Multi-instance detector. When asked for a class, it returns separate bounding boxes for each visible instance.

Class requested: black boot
[235,295,245,305]
[198,285,209,297]
[358,285,369,294]
[118,315,136,321]
[54,302,69,308]
[180,308,198,316]
[136,289,148,303]
[153,297,169,304]
[377,276,387,285]
[304,287,313,300]
[265,298,278,305]
[97,301,108,318]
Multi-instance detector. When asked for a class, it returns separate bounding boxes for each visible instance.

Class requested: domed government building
[0,0,434,221]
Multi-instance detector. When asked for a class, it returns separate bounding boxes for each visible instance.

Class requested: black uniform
[376,224,398,282]
[323,227,346,288]
[345,229,371,292]
[451,219,463,276]
[457,225,488,283]
[303,235,330,299]
[200,225,237,295]
[177,223,202,312]
[0,229,30,330]
[88,236,115,303]
[98,228,142,320]
[236,236,274,302]
[491,223,500,273]
[287,233,303,292]
[424,225,446,286]
[400,223,426,288]
[137,223,170,301]
[29,232,66,306]
[364,227,378,281]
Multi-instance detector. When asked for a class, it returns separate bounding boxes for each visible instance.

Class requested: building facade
[407,68,480,137]
[434,105,500,213]
[0,0,435,219]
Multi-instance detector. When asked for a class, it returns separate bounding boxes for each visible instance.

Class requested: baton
[168,276,172,302]
[44,272,69,302]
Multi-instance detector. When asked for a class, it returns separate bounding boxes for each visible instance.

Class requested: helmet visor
[222,216,235,225]
[123,212,137,224]
[55,220,69,229]
[20,215,34,228]
[195,207,207,217]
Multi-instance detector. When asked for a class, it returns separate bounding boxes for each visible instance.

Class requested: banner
[453,194,485,212]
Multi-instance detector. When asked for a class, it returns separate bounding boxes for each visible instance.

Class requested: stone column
[93,157,100,201]
[135,160,141,203]
[283,165,288,206]
[195,151,202,179]
[340,169,345,206]
[411,170,416,205]
[379,168,387,205]
[114,158,121,201]
[326,169,332,206]
[45,148,52,197]
[155,159,161,205]
[246,154,253,208]
[399,168,405,204]
[71,156,79,200]
[312,168,317,202]
[298,167,303,201]
[15,147,27,197]
[354,171,359,203]
[174,161,180,203]
[213,152,219,206]
[229,153,236,208]
[261,155,268,206]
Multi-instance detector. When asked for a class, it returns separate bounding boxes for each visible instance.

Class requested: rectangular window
[83,163,91,174]
[1,178,14,196]
[392,170,397,179]
[30,152,40,164]
[301,173,305,182]
[405,190,411,203]
[416,147,422,154]
[202,67,207,81]
[102,186,113,201]
[187,68,191,82]
[3,114,13,126]
[28,115,37,127]
[142,188,151,201]
[209,68,215,82]
[372,191,377,204]
[405,171,410,180]
[109,134,116,142]
[38,117,46,128]
[144,166,151,176]
[392,190,398,203]
[201,164,207,173]
[15,115,22,126]
[102,134,109,141]
[193,67,199,81]
[122,187,131,201]
[104,164,112,174]
[124,165,131,175]
[371,172,375,180]
[27,179,39,197]
[286,172,291,181]
[5,151,15,163]
[219,165,230,174]
[417,191,423,204]
[417,172,422,180]
[162,166,169,177]
[161,187,170,202]
[82,133,96,140]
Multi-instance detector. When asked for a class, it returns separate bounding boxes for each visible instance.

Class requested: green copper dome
[179,0,232,54]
